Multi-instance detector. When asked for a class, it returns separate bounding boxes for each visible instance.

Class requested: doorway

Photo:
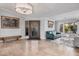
[25,21,40,39]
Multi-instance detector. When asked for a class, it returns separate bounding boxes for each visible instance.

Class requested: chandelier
[16,3,32,15]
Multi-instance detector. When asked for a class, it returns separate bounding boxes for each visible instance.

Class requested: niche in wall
[1,16,19,29]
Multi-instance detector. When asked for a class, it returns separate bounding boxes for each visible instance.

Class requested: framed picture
[1,16,19,28]
[48,21,54,28]
[60,24,63,32]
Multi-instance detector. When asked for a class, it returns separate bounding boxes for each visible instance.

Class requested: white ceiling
[0,3,79,18]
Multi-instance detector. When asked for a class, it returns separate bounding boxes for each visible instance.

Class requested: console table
[0,35,21,43]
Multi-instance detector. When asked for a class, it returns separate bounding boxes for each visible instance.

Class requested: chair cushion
[53,31,56,36]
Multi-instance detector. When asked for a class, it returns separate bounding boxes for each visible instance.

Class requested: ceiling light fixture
[16,3,32,15]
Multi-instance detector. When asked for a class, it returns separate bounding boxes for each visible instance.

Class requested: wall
[53,10,79,21]
[54,10,79,33]
[0,10,55,39]
[0,10,25,37]
[55,20,79,33]
[41,18,55,39]
[25,18,55,39]
[0,17,25,37]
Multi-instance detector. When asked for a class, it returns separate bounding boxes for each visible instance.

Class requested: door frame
[29,20,40,39]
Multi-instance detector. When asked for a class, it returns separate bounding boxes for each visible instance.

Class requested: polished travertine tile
[0,39,79,56]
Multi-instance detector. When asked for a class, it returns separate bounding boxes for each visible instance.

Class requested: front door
[29,21,40,39]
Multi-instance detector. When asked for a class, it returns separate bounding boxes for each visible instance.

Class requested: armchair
[46,31,61,40]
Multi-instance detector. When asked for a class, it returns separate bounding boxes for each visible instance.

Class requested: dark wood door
[29,21,40,39]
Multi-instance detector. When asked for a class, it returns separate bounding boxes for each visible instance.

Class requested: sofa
[46,31,61,40]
